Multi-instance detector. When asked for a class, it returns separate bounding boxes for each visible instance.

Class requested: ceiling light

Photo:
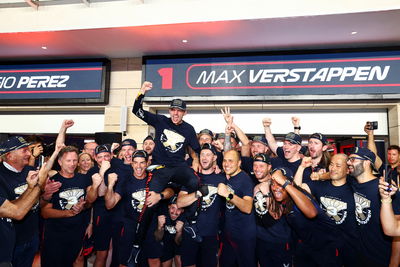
[41,46,47,49]
[182,39,188,43]
[351,31,358,35]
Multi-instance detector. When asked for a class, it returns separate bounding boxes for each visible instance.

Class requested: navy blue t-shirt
[224,171,256,240]
[0,184,15,263]
[351,178,400,266]
[253,188,292,244]
[286,196,338,250]
[115,173,147,223]
[306,180,359,251]
[133,94,200,167]
[0,163,37,244]
[241,156,283,184]
[276,147,301,175]
[182,172,225,237]
[45,172,91,231]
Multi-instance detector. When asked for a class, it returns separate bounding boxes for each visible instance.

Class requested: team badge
[161,129,185,153]
[353,193,371,224]
[320,196,347,224]
[201,185,218,210]
[131,189,146,212]
[165,224,177,234]
[254,191,268,216]
[226,185,235,210]
[59,189,85,210]
[14,183,39,211]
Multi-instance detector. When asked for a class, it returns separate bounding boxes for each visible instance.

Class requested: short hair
[58,146,79,160]
[388,145,400,153]
[25,135,44,144]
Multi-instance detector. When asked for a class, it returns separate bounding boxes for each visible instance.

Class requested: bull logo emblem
[131,189,146,212]
[320,197,347,224]
[354,193,371,224]
[226,185,235,210]
[254,191,268,216]
[165,225,177,234]
[15,184,39,211]
[201,185,218,210]
[161,129,185,153]
[59,189,84,210]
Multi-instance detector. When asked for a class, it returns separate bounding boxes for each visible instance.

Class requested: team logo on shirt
[201,185,218,210]
[131,189,146,212]
[254,191,268,216]
[319,197,347,224]
[136,108,145,119]
[165,224,177,234]
[353,193,371,224]
[59,189,85,210]
[161,129,185,153]
[14,183,39,211]
[226,185,235,210]
[1,217,12,223]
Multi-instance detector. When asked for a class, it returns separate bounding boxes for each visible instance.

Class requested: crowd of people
[1,80,400,267]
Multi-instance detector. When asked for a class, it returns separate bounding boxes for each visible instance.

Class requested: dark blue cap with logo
[199,129,213,138]
[132,150,148,160]
[252,135,268,146]
[309,132,328,145]
[284,132,302,145]
[95,144,111,155]
[200,143,217,155]
[271,166,294,180]
[352,147,378,172]
[253,153,271,164]
[170,98,186,111]
[0,136,32,156]
[121,139,137,149]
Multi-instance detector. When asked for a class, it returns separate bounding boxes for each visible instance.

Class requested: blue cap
[284,132,302,145]
[95,144,111,155]
[199,129,213,138]
[352,147,376,164]
[121,139,137,149]
[252,135,268,146]
[271,166,294,180]
[200,143,217,155]
[0,136,32,156]
[170,99,186,110]
[253,153,271,164]
[309,133,328,145]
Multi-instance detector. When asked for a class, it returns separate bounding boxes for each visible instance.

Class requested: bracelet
[282,180,291,189]
[381,198,392,204]
[294,126,301,130]
[40,196,51,202]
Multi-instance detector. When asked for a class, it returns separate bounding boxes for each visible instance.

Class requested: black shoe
[184,222,203,243]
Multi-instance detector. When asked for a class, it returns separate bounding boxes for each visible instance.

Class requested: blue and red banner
[0,59,110,105]
[144,50,400,100]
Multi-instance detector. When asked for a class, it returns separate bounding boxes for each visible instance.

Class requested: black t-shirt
[306,180,359,250]
[286,194,338,250]
[224,171,256,240]
[351,178,400,266]
[0,184,15,263]
[45,172,91,231]
[379,164,399,185]
[133,94,200,167]
[276,147,301,175]
[0,163,37,244]
[241,156,283,184]
[253,187,292,244]
[182,172,225,237]
[115,173,147,223]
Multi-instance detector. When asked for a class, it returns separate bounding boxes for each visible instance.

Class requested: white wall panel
[0,113,104,134]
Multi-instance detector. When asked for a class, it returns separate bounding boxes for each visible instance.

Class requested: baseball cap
[95,144,111,155]
[0,136,32,156]
[270,166,294,181]
[309,133,328,145]
[351,147,379,173]
[132,150,148,160]
[199,129,213,138]
[121,139,137,149]
[200,143,217,155]
[252,135,268,146]
[253,153,271,164]
[170,99,186,111]
[143,135,154,143]
[284,132,302,145]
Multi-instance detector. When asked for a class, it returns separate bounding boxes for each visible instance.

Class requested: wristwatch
[159,193,165,200]
[294,126,301,130]
[282,180,291,189]
[226,193,234,201]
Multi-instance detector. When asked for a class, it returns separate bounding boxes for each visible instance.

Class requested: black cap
[0,136,32,156]
[252,135,268,146]
[253,153,271,164]
[200,143,217,155]
[284,132,302,145]
[309,133,328,145]
[121,139,137,149]
[132,150,148,160]
[270,166,294,180]
[143,135,154,143]
[95,144,111,155]
[170,99,186,110]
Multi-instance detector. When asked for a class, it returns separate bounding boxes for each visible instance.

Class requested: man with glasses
[348,147,400,267]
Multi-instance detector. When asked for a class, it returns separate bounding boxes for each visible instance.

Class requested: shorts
[180,233,219,267]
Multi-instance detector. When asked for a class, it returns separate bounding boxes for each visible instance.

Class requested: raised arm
[379,177,400,236]
[364,122,383,170]
[104,173,121,210]
[293,157,312,194]
[292,117,301,135]
[221,107,250,156]
[56,120,74,148]
[262,118,278,155]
